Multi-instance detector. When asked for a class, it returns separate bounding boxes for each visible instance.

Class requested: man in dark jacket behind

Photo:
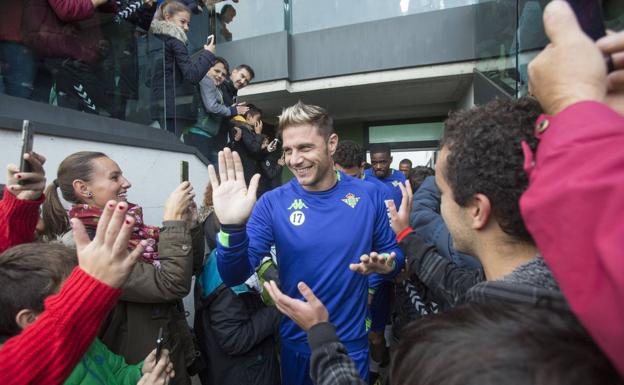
[219,64,254,106]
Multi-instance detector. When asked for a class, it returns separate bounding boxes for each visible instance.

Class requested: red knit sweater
[0,187,44,253]
[0,268,122,385]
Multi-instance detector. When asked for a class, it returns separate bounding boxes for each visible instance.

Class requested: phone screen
[19,120,34,176]
[155,327,164,363]
[180,160,189,183]
[566,0,606,41]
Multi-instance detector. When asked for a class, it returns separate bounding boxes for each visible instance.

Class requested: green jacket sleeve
[99,339,144,385]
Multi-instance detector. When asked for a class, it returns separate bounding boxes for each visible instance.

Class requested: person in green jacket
[63,338,173,385]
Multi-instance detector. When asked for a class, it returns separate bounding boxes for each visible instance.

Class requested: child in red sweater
[0,198,160,385]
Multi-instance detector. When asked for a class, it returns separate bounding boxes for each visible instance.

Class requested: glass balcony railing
[0,0,166,125]
[1,0,623,164]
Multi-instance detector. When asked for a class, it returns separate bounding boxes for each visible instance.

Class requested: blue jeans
[0,41,36,99]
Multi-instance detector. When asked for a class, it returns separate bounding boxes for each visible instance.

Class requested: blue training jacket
[216,172,404,351]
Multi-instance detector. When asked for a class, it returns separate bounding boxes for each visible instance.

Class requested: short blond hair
[277,101,334,138]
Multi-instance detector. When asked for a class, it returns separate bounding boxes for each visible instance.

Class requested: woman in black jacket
[148,0,216,137]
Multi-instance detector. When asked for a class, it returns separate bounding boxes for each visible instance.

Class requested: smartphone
[180,160,189,183]
[19,120,34,184]
[155,327,164,363]
[206,34,214,45]
[270,138,280,147]
[566,0,606,41]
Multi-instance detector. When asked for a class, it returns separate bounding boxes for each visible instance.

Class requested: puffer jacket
[148,19,215,121]
[21,0,115,64]
[63,338,143,385]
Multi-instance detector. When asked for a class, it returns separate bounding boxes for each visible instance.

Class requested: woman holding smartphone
[42,151,204,385]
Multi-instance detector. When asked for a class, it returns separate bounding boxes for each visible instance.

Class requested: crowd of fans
[1,1,624,385]
[0,0,276,184]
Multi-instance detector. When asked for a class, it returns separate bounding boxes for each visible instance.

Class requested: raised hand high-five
[208,147,260,225]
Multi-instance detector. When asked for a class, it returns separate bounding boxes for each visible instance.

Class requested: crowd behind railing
[0,0,283,184]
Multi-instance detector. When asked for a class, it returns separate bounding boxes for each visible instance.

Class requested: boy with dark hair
[390,97,566,308]
[0,242,174,385]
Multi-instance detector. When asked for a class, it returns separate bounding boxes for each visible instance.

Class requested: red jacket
[520,101,624,375]
[0,188,44,253]
[0,268,122,385]
[21,0,116,64]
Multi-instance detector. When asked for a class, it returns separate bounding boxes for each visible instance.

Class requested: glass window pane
[215,0,285,42]
[369,122,444,144]
[292,0,478,34]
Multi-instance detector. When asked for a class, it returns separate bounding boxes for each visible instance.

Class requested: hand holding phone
[6,152,46,201]
[19,120,34,179]
[204,34,215,53]
[180,160,189,184]
[267,138,280,153]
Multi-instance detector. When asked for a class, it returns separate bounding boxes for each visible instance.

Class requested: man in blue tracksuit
[209,102,404,385]
[364,144,407,210]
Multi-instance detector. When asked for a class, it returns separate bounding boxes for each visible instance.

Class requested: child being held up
[0,243,175,385]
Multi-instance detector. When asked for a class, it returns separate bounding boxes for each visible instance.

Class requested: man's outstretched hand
[208,148,260,225]
[72,200,146,288]
[349,251,396,275]
[263,280,329,331]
